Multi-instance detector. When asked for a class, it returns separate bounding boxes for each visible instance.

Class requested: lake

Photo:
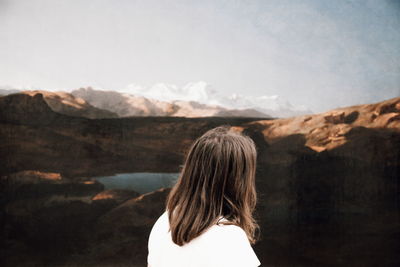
[95,172,180,194]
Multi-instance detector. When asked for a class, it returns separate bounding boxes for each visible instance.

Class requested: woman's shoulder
[206,221,249,242]
[148,210,169,241]
[201,222,261,266]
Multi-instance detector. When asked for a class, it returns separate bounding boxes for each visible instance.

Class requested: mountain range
[0,82,312,118]
[71,86,270,118]
[123,81,311,117]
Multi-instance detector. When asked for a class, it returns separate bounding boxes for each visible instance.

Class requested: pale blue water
[95,172,180,194]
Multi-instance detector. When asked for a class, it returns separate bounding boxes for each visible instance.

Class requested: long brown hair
[166,125,259,246]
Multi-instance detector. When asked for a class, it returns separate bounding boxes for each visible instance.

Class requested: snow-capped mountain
[71,87,269,118]
[124,82,221,106]
[124,81,311,118]
[1,82,312,118]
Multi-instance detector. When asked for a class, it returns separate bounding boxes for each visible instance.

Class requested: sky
[0,0,399,112]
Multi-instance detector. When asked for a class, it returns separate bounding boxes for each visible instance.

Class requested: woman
[147,125,261,267]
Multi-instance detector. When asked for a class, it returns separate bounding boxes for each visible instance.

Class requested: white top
[147,210,261,267]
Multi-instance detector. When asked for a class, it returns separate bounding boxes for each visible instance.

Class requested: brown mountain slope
[0,92,268,177]
[21,90,118,119]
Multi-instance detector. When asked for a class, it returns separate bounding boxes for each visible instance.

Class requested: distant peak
[74,87,92,92]
[122,81,311,116]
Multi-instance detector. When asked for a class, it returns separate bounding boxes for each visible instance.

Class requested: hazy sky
[1,0,399,112]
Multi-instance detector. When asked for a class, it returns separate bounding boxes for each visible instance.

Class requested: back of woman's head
[166,125,259,246]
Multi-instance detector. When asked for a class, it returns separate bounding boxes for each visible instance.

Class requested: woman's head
[166,125,259,246]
